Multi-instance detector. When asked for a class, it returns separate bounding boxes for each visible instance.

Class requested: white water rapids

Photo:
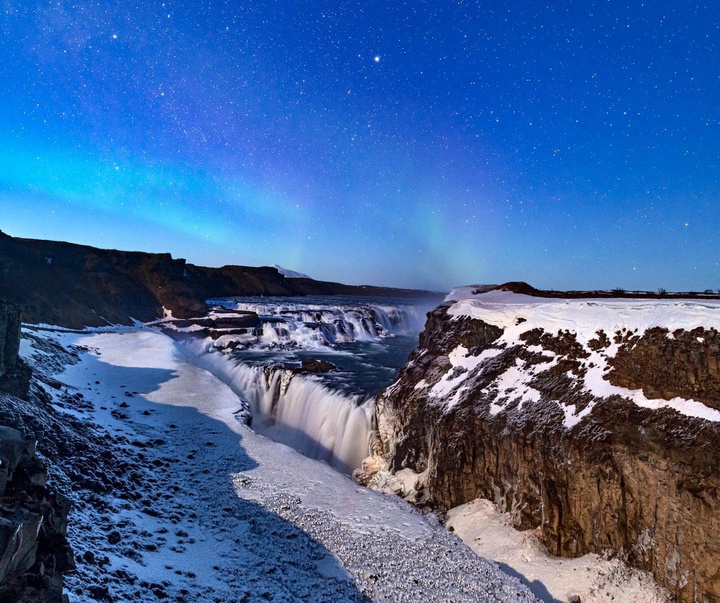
[207,296,426,349]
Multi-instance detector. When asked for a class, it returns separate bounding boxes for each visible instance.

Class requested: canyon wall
[360,289,720,602]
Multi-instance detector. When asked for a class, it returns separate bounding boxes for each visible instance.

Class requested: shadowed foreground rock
[0,298,72,601]
[0,423,73,603]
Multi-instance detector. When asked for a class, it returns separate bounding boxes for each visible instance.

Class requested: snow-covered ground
[272,264,311,279]
[21,326,538,603]
[446,499,671,603]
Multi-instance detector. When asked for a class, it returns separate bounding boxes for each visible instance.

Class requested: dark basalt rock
[261,359,339,377]
[0,299,30,399]
[372,301,720,603]
[297,358,338,374]
[0,423,73,603]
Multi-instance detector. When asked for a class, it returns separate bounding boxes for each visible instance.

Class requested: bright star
[374,56,380,62]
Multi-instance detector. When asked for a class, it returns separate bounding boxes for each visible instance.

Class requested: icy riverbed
[21,326,539,603]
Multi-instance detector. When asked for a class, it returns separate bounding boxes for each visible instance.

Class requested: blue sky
[1,1,718,291]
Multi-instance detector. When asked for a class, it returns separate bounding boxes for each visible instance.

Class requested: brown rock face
[374,302,720,603]
[609,326,720,409]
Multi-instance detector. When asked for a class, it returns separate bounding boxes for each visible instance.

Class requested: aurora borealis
[1,1,718,291]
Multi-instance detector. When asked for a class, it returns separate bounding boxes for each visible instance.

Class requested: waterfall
[181,296,434,473]
[184,340,374,474]
[207,297,424,349]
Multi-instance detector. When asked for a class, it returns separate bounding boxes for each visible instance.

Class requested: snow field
[446,499,671,603]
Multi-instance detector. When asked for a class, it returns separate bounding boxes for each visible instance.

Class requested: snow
[444,290,720,423]
[444,284,499,301]
[272,264,310,279]
[446,498,671,603]
[429,346,502,410]
[447,292,720,343]
[489,358,546,416]
[21,326,539,603]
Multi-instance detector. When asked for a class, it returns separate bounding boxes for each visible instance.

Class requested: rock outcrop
[360,286,720,603]
[0,298,72,601]
[0,422,73,602]
[0,299,31,399]
[609,326,720,408]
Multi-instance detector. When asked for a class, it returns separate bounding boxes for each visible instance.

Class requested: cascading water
[206,296,426,349]
[181,296,437,473]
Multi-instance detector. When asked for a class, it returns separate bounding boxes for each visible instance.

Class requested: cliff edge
[359,284,720,603]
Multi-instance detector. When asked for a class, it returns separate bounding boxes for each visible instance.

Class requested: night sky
[1,1,718,292]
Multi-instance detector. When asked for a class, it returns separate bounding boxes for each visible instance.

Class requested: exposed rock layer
[609,326,720,409]
[368,300,720,603]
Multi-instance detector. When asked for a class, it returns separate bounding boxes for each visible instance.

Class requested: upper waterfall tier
[204,296,432,350]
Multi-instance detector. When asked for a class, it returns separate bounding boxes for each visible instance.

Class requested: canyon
[2,235,720,602]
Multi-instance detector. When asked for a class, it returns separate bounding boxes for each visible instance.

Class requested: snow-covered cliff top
[272,264,311,279]
[434,287,720,425]
[446,287,720,343]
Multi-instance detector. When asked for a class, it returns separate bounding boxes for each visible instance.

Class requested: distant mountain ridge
[0,232,441,328]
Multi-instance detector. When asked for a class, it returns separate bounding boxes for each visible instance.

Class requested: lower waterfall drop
[185,344,375,474]
[233,362,375,474]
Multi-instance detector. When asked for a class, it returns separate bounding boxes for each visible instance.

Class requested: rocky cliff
[0,231,440,328]
[358,285,720,603]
